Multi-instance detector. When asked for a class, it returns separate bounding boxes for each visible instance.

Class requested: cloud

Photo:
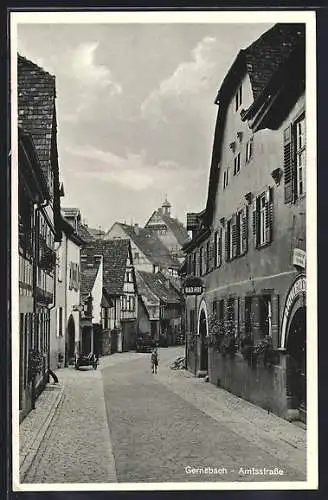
[140,36,217,124]
[71,41,122,94]
[64,144,202,193]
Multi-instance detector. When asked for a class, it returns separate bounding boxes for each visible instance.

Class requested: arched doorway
[286,306,306,419]
[199,310,208,371]
[67,315,75,363]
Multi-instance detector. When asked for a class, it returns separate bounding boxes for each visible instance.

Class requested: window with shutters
[283,112,306,203]
[226,219,234,261]
[252,188,273,248]
[296,115,306,197]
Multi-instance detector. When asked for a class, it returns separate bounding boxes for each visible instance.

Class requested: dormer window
[235,84,242,111]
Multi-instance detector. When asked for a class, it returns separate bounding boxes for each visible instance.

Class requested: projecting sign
[183,277,204,296]
[292,248,306,269]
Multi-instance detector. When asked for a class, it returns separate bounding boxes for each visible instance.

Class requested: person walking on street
[151,347,159,374]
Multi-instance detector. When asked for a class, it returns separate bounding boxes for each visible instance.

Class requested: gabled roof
[60,215,85,247]
[135,270,159,306]
[87,227,106,239]
[83,239,131,296]
[138,271,182,304]
[115,223,180,269]
[198,23,305,233]
[146,211,190,247]
[18,54,56,182]
[80,257,100,302]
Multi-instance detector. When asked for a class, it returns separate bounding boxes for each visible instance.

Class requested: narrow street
[21,347,306,484]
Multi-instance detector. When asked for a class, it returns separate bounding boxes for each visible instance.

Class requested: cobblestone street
[20,347,307,485]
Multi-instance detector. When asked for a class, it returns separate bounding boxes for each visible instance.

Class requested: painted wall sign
[292,248,306,269]
[184,285,204,295]
[280,274,306,349]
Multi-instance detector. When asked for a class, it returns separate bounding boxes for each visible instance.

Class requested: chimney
[134,223,140,236]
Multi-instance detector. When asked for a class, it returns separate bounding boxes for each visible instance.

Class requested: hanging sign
[292,248,306,269]
[183,276,204,296]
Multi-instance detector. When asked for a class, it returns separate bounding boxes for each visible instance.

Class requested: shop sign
[280,275,306,348]
[292,248,306,269]
[183,276,204,296]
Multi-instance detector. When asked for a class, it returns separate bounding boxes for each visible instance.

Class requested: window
[259,194,266,246]
[260,295,272,337]
[283,113,306,203]
[134,252,139,260]
[233,153,241,175]
[153,265,159,273]
[235,84,242,111]
[58,307,63,337]
[246,138,253,163]
[206,240,210,273]
[252,188,273,248]
[126,269,133,283]
[199,247,203,276]
[193,252,197,276]
[226,298,235,334]
[223,169,229,189]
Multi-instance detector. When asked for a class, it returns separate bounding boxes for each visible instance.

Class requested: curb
[20,384,65,482]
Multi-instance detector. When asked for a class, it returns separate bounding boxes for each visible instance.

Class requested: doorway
[287,306,306,420]
[199,309,208,371]
[67,315,75,363]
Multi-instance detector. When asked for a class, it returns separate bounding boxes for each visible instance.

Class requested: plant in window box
[252,335,275,366]
[240,333,254,363]
[208,313,225,350]
[219,319,237,357]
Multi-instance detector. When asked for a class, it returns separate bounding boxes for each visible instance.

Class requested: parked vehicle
[136,333,156,353]
[74,352,98,370]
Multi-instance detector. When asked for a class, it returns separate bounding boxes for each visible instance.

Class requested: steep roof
[135,271,159,305]
[76,222,96,244]
[87,227,106,239]
[216,23,305,104]
[117,223,180,269]
[18,54,56,182]
[83,239,130,296]
[138,271,182,304]
[160,213,190,246]
[80,257,100,302]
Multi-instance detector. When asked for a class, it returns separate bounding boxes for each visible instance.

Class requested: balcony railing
[38,237,56,272]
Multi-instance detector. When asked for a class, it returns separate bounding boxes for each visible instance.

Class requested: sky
[17,21,273,231]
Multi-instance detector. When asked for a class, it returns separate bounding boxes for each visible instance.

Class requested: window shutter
[252,198,259,248]
[242,205,248,254]
[283,124,295,203]
[232,214,238,258]
[225,223,230,261]
[218,228,223,266]
[265,187,274,244]
[214,232,218,268]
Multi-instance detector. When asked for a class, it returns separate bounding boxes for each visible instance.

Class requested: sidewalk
[156,347,307,477]
[19,364,117,484]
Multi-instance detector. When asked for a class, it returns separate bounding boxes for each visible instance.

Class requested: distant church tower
[161,196,171,216]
